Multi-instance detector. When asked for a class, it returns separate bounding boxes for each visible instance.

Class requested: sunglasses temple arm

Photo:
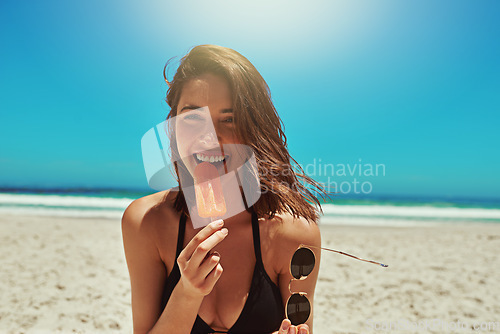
[303,245,388,267]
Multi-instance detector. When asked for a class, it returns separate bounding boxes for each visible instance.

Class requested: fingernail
[299,328,307,334]
[212,251,220,258]
[282,321,290,330]
[289,327,296,334]
[220,228,228,235]
[215,219,224,227]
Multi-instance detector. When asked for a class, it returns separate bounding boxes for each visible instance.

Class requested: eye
[222,117,234,124]
[182,113,204,121]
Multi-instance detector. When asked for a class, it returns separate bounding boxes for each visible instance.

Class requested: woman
[122,45,325,334]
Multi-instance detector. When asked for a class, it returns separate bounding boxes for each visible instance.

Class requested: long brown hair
[163,45,327,223]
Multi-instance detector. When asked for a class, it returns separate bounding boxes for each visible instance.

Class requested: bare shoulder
[260,212,321,275]
[121,188,179,239]
[265,212,321,248]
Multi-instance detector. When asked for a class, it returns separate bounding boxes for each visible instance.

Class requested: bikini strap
[251,210,264,266]
[175,213,187,258]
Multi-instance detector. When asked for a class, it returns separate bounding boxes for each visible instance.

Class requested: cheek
[175,133,187,156]
[232,130,244,144]
[177,140,187,154]
[175,126,196,158]
[219,127,243,144]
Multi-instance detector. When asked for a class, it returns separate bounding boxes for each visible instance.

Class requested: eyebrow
[180,105,233,114]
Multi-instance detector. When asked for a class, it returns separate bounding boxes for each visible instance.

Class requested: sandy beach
[0,214,499,333]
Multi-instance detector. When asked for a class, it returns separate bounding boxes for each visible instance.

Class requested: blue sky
[1,0,499,199]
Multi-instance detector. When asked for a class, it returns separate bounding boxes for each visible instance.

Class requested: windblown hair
[163,44,327,223]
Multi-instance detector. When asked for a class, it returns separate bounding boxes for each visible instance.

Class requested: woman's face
[174,73,247,179]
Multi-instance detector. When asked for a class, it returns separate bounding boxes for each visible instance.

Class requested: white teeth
[195,153,225,163]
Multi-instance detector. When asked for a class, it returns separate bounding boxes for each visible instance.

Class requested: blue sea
[1,188,500,226]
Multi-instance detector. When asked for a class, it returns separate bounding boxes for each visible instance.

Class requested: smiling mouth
[193,152,229,170]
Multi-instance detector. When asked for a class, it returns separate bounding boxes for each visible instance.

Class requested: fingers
[276,320,309,334]
[198,251,221,278]
[188,226,228,268]
[176,219,228,297]
[200,262,223,290]
[296,324,310,334]
[278,319,291,334]
[177,219,225,267]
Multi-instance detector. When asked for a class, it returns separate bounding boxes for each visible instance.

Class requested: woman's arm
[122,197,227,334]
[122,198,170,333]
[274,216,322,334]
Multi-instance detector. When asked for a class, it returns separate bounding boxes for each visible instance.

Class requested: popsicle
[194,162,227,218]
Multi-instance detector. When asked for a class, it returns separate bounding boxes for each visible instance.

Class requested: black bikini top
[160,210,285,333]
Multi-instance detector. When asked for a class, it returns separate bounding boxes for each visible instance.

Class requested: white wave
[0,193,134,209]
[321,204,500,219]
[319,215,458,227]
[0,206,124,219]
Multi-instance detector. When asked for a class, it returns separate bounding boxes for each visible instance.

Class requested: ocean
[1,188,499,226]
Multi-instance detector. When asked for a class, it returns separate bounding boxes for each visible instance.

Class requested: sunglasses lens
[287,293,311,326]
[290,247,315,279]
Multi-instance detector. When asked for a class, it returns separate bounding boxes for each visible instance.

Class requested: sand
[314,224,500,333]
[0,215,499,333]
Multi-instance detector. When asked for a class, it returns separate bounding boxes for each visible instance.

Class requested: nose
[199,130,219,149]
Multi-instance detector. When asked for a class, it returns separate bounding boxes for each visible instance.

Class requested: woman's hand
[177,219,228,297]
[273,319,310,334]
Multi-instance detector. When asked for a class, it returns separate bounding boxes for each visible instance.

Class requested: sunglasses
[285,244,388,326]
